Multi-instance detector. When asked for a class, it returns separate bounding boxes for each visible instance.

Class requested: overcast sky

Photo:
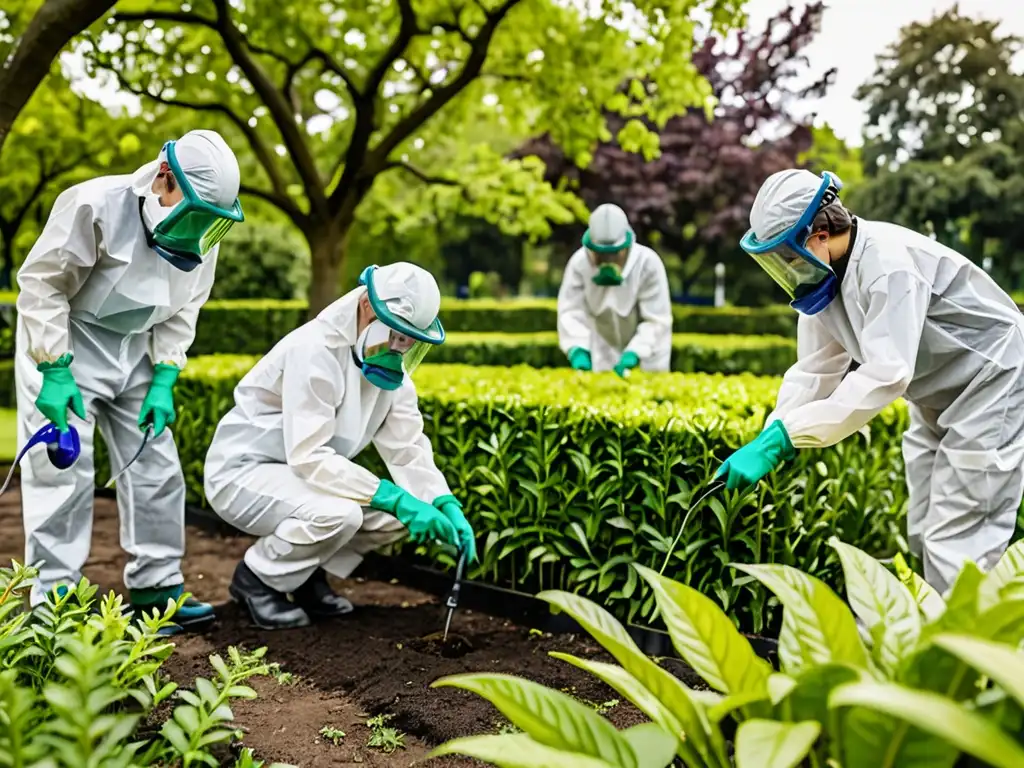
[743,0,1024,145]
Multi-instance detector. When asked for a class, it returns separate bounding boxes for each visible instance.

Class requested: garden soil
[0,475,705,766]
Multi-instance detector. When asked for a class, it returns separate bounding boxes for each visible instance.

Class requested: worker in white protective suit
[715,168,1024,595]
[203,262,476,630]
[15,129,244,631]
[557,203,673,377]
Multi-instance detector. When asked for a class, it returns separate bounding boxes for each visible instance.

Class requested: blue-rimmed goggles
[739,171,843,315]
[147,140,244,271]
[358,265,445,375]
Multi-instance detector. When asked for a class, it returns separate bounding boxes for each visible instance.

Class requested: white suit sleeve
[280,344,382,502]
[778,270,929,449]
[372,379,451,502]
[625,253,672,360]
[15,188,99,364]
[557,251,592,354]
[150,250,218,369]
[765,313,852,426]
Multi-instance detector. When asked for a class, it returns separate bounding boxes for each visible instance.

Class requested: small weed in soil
[319,725,346,745]
[366,714,406,754]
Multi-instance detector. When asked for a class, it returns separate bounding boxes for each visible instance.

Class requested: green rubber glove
[568,347,592,371]
[35,353,86,433]
[139,363,180,437]
[614,350,640,378]
[433,494,477,563]
[715,420,795,490]
[372,480,458,547]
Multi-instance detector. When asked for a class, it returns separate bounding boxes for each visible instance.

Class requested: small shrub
[0,560,272,766]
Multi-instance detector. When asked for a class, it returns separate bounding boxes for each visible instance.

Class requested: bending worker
[716,168,1024,595]
[16,129,243,629]
[557,203,673,377]
[203,262,476,630]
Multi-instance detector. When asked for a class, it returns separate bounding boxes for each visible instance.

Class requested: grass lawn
[0,409,16,462]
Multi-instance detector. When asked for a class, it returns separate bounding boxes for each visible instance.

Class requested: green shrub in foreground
[95,357,910,633]
[0,561,287,767]
[431,539,1024,768]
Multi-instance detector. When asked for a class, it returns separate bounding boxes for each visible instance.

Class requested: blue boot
[128,584,215,635]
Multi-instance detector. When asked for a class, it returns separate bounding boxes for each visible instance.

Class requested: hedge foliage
[81,357,910,634]
[0,298,799,360]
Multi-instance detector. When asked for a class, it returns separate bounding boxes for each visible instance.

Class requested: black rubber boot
[292,568,354,619]
[228,561,311,630]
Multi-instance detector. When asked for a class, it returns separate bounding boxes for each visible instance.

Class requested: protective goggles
[739,171,842,315]
[582,227,632,266]
[149,140,244,270]
[358,265,445,375]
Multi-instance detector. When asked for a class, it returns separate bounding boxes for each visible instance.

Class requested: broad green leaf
[427,733,616,767]
[734,720,820,768]
[767,673,796,704]
[619,723,681,768]
[431,673,638,766]
[634,564,771,696]
[893,553,945,622]
[538,590,721,767]
[921,562,984,641]
[979,540,1024,612]
[549,653,679,740]
[707,691,771,724]
[830,680,1024,768]
[932,634,1024,708]
[829,538,920,674]
[781,664,864,725]
[974,599,1024,644]
[731,563,867,672]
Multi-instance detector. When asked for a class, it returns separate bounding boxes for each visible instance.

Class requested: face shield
[739,171,843,315]
[145,140,245,271]
[357,265,445,390]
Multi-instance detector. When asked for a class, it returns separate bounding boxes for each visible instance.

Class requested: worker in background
[15,129,243,632]
[203,262,476,630]
[556,203,673,377]
[717,168,1024,595]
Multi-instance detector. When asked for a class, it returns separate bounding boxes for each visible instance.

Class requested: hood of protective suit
[587,203,634,251]
[749,168,834,242]
[130,129,241,207]
[314,262,442,349]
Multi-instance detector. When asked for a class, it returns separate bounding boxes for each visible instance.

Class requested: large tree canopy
[516,1,833,303]
[0,0,117,155]
[0,67,146,288]
[850,5,1024,287]
[86,0,745,313]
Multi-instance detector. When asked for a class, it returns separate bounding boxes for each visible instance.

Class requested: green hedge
[422,332,796,375]
[75,357,907,634]
[0,299,799,360]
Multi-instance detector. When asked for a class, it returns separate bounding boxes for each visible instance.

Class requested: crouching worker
[204,262,477,630]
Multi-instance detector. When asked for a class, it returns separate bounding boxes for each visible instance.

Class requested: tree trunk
[306,221,349,318]
[0,0,116,156]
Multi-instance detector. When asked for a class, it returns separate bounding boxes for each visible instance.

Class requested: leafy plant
[319,725,346,745]
[0,561,273,767]
[232,746,296,768]
[365,713,405,754]
[429,538,1024,767]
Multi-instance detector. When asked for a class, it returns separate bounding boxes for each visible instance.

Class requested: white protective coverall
[557,244,674,372]
[15,130,238,605]
[766,219,1024,594]
[203,287,453,593]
